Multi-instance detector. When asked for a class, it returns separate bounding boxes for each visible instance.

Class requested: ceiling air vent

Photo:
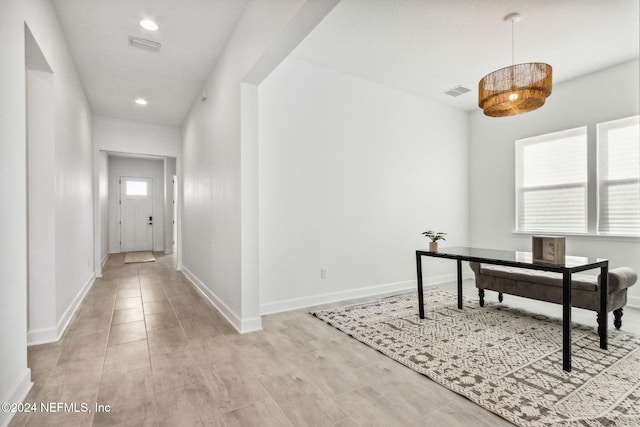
[443,85,471,97]
[128,36,161,52]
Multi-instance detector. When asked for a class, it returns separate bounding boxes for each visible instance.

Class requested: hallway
[11,253,510,426]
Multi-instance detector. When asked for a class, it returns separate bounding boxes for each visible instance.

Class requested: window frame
[515,126,588,234]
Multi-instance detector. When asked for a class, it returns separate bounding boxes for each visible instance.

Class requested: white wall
[181,0,310,332]
[469,60,640,303]
[0,1,93,425]
[29,5,94,343]
[108,157,166,253]
[53,58,94,329]
[0,3,30,418]
[98,151,109,266]
[93,115,181,158]
[258,58,470,313]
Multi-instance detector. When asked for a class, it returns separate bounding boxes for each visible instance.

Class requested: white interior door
[120,177,153,252]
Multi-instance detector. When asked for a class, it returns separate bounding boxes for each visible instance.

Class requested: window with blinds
[515,127,588,233]
[597,116,640,235]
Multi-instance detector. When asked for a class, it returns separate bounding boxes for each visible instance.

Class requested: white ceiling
[52,0,249,126]
[52,0,639,126]
[292,0,639,111]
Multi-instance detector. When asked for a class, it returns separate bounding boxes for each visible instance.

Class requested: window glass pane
[597,116,640,235]
[519,186,587,233]
[603,124,639,181]
[516,127,587,233]
[522,134,587,187]
[599,182,640,234]
[126,181,147,196]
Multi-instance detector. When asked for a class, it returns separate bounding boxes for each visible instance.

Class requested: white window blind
[597,116,640,235]
[516,127,587,233]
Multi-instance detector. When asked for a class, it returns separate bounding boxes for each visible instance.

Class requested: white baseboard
[101,253,109,268]
[0,368,32,427]
[260,280,414,315]
[260,273,466,316]
[26,326,58,346]
[239,316,263,333]
[27,273,95,346]
[181,266,261,334]
[56,273,95,339]
[627,295,640,309]
[179,270,470,331]
[96,253,110,278]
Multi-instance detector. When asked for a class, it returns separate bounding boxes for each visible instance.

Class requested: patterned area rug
[124,251,156,264]
[312,289,640,426]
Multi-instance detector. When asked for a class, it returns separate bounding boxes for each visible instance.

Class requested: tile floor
[10,253,639,426]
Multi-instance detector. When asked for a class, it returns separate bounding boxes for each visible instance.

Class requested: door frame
[172,174,178,254]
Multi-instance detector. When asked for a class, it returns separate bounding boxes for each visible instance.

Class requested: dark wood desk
[415,246,609,372]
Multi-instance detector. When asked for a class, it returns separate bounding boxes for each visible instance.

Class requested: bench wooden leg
[478,289,485,307]
[498,292,504,303]
[614,308,623,329]
[597,312,603,335]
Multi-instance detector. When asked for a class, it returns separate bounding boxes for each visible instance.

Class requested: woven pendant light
[478,13,552,117]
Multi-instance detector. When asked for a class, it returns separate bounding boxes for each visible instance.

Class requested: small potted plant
[422,230,446,252]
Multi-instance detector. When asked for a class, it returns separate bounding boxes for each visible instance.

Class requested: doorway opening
[99,153,178,261]
[26,24,55,342]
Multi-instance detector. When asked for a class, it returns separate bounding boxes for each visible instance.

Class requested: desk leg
[457,259,463,309]
[417,252,424,319]
[599,265,608,350]
[563,271,572,372]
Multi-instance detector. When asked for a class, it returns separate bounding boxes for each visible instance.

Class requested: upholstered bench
[469,262,637,329]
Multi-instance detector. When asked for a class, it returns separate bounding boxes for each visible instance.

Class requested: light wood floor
[11,254,639,426]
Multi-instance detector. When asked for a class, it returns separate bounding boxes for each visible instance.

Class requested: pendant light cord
[511,18,515,66]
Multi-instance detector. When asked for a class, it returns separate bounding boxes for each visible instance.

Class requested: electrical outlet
[320,268,327,279]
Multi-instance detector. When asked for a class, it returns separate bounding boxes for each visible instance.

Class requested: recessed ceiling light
[135,98,148,105]
[140,19,158,31]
